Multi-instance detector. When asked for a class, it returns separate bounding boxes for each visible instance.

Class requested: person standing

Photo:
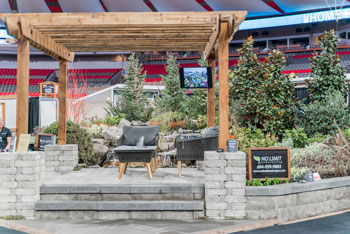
[0,118,12,152]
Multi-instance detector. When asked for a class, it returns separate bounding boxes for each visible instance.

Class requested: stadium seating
[67,68,122,87]
[0,68,54,96]
[0,68,122,96]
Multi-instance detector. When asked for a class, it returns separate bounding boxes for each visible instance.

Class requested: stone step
[35,200,204,211]
[35,210,204,220]
[40,184,204,201]
[40,193,203,201]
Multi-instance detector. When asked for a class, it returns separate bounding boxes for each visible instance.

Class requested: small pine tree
[307,30,346,102]
[118,53,151,121]
[156,54,188,113]
[230,37,296,135]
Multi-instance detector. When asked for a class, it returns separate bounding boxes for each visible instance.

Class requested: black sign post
[37,134,56,151]
[248,147,290,180]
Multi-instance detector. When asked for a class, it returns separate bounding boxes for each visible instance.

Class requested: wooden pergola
[0,12,246,150]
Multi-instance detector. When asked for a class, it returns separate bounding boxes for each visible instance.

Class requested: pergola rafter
[0,11,246,149]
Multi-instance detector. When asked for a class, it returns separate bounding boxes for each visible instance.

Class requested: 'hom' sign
[248,147,290,180]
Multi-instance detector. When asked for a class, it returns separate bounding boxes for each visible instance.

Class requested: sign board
[40,82,58,98]
[16,134,31,153]
[9,136,16,152]
[37,134,56,151]
[240,8,350,30]
[248,147,290,180]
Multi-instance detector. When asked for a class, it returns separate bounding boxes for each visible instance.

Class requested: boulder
[101,127,123,147]
[91,144,109,166]
[158,142,169,152]
[108,126,121,134]
[92,138,105,145]
[168,141,175,150]
[163,135,175,143]
[118,118,131,128]
[101,129,114,141]
[131,120,147,126]
[110,135,122,147]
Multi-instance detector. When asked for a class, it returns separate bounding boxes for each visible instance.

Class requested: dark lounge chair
[176,127,218,177]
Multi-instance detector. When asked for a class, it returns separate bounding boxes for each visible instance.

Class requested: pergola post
[207,52,216,127]
[58,60,67,145]
[218,21,230,151]
[16,34,30,140]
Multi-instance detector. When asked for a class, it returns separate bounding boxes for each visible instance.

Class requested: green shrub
[297,91,349,137]
[103,114,126,126]
[150,111,186,134]
[284,128,308,148]
[246,178,288,186]
[290,143,345,178]
[274,138,294,148]
[86,124,107,138]
[43,121,94,164]
[307,134,330,144]
[290,167,309,182]
[231,127,278,154]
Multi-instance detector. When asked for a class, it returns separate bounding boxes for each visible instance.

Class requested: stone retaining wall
[246,177,350,221]
[204,151,246,220]
[44,145,78,172]
[0,152,44,219]
[0,144,78,219]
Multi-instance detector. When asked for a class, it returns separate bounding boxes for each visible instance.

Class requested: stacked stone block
[204,151,246,220]
[0,152,44,219]
[246,177,350,221]
[44,145,78,172]
[0,154,17,217]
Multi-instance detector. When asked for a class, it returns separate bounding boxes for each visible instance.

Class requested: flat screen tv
[180,67,213,89]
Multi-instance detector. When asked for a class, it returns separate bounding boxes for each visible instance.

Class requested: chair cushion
[123,125,160,146]
[202,126,219,138]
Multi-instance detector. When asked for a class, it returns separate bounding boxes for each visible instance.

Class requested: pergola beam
[204,16,220,61]
[3,16,74,63]
[10,12,220,26]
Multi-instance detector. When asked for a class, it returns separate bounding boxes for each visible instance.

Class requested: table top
[112,145,157,152]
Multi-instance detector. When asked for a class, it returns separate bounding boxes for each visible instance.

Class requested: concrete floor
[16,219,261,234]
[43,167,204,185]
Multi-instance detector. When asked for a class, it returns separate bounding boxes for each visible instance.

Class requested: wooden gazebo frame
[0,12,246,150]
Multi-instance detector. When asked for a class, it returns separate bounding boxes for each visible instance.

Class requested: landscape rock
[110,135,122,147]
[91,144,109,165]
[101,129,114,141]
[108,126,122,133]
[118,118,131,128]
[168,142,175,150]
[131,120,148,126]
[159,142,169,152]
[163,135,176,143]
[92,138,105,145]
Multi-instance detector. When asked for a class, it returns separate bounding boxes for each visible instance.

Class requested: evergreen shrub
[43,120,94,164]
[297,91,349,136]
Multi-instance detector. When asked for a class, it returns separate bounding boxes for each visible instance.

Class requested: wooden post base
[178,160,182,178]
[146,163,152,180]
[118,162,126,180]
